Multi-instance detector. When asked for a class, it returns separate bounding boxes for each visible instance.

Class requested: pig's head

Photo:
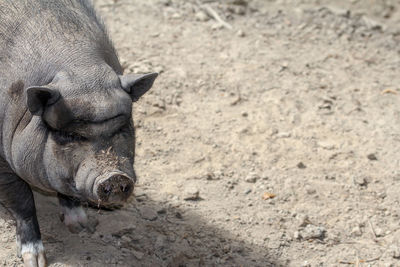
[19,68,157,205]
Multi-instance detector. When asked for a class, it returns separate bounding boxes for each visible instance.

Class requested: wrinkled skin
[0,1,157,266]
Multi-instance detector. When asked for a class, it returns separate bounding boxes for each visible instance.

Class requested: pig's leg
[57,193,97,233]
[0,170,47,267]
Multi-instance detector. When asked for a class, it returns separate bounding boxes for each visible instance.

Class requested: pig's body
[0,0,123,194]
[0,1,157,266]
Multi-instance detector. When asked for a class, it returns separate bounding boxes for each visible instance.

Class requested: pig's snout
[94,173,134,204]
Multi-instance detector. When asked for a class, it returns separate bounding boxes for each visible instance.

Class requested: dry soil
[1,0,400,266]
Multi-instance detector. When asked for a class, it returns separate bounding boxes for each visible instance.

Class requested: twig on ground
[355,255,360,267]
[339,255,382,265]
[364,254,382,263]
[202,4,233,30]
[339,261,354,265]
[381,88,398,95]
[368,219,378,243]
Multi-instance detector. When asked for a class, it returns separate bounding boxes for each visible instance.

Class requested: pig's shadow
[0,192,283,266]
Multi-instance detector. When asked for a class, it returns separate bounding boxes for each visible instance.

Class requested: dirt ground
[1,0,400,266]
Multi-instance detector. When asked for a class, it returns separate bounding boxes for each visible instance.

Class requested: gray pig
[0,1,157,266]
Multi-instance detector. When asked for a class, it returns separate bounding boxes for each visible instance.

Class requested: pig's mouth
[92,171,134,204]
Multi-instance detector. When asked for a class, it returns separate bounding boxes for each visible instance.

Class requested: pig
[0,1,158,266]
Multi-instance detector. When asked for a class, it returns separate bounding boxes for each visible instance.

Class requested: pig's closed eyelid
[51,129,88,145]
[72,114,126,125]
[112,124,130,136]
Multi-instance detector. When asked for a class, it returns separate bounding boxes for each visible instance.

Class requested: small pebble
[293,231,301,240]
[195,11,209,21]
[155,235,166,250]
[318,141,336,150]
[305,185,316,195]
[353,175,368,186]
[244,188,252,194]
[276,132,291,138]
[132,250,144,260]
[156,207,166,214]
[231,6,246,15]
[375,227,384,237]
[237,29,246,37]
[367,153,378,161]
[139,206,158,221]
[297,214,310,227]
[171,13,181,19]
[261,172,270,180]
[183,185,201,200]
[299,224,326,240]
[362,16,383,30]
[326,6,350,17]
[121,235,132,243]
[389,245,400,259]
[297,162,306,169]
[350,226,362,237]
[245,172,259,183]
[211,23,224,30]
[205,171,220,180]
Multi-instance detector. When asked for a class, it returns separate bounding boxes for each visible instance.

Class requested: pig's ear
[119,73,158,102]
[26,86,60,116]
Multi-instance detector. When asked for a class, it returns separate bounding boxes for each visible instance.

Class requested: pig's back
[0,0,113,72]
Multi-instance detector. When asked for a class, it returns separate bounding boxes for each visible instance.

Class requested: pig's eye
[113,124,131,137]
[52,130,87,145]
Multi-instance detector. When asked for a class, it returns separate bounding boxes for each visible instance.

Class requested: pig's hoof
[20,242,47,267]
[60,206,98,233]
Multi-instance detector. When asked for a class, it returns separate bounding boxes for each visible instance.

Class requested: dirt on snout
[2,0,400,266]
